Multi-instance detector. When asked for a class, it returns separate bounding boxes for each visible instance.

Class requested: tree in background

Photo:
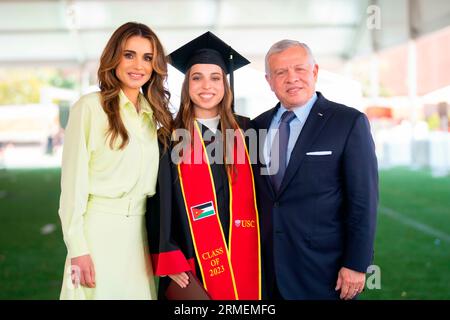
[0,69,77,105]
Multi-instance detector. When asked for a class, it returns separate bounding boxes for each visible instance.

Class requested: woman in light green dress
[58,22,173,299]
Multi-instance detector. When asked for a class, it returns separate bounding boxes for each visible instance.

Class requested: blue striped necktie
[270,111,296,192]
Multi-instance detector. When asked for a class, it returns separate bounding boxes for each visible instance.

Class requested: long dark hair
[174,67,240,175]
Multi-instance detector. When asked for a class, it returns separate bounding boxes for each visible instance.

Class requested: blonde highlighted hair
[98,21,172,150]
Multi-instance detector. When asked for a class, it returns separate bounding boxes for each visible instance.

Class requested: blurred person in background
[58,22,172,299]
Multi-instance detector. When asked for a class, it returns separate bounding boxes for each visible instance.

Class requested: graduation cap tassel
[229,50,235,113]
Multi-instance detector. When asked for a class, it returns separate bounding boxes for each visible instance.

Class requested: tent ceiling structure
[0,0,449,70]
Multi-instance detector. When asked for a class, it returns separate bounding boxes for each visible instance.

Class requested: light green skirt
[60,196,156,300]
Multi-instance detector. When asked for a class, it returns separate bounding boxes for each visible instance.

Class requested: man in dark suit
[252,40,378,300]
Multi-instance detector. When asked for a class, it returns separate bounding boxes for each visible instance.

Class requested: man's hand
[335,267,365,300]
[71,254,96,288]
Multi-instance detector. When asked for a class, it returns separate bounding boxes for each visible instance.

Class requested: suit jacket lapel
[259,104,280,132]
[257,104,280,199]
[277,94,334,196]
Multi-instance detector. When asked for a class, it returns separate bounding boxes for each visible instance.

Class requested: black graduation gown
[146,115,251,299]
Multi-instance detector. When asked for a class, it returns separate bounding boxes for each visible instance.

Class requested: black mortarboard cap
[168,31,250,111]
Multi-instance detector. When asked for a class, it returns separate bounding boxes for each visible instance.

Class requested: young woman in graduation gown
[147,32,261,300]
[58,22,173,299]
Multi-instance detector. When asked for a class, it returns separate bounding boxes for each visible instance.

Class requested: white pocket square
[306,151,332,156]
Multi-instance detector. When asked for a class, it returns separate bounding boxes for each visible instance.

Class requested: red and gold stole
[178,121,261,300]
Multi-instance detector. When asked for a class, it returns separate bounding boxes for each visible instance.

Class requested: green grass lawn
[361,167,450,300]
[0,167,449,299]
[0,168,65,299]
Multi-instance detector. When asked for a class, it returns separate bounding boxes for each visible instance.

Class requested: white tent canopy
[1,0,450,70]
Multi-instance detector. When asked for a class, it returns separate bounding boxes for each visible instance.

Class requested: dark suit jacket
[251,92,378,300]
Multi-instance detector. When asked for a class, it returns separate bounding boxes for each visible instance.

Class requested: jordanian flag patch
[191,201,216,221]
